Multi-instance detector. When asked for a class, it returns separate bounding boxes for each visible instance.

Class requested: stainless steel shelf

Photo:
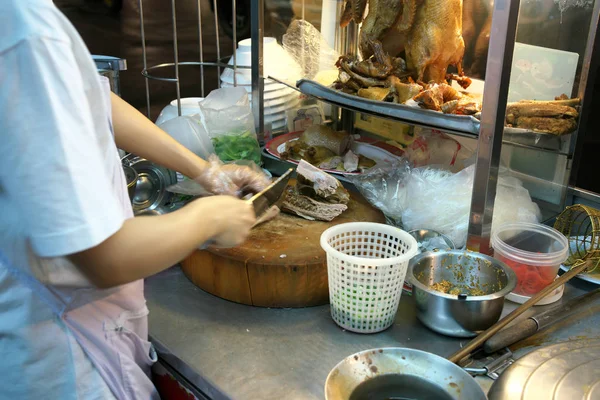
[294,79,575,157]
[296,79,482,137]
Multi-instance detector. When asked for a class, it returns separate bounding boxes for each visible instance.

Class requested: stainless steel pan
[325,348,486,400]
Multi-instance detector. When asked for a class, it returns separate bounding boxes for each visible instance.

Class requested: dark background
[56,0,598,193]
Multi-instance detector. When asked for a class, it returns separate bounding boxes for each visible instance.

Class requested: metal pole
[139,0,151,118]
[171,0,181,116]
[197,0,205,97]
[568,0,600,192]
[466,0,521,254]
[213,0,221,88]
[232,0,237,87]
[340,15,358,134]
[251,0,265,142]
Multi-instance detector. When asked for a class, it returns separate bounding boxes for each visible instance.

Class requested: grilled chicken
[359,0,405,58]
[405,0,466,83]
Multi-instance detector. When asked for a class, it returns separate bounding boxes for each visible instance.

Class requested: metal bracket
[463,348,515,380]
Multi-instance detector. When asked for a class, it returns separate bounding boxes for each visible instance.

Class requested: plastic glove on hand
[194,155,271,197]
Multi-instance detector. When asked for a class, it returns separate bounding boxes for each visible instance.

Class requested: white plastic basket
[320,222,418,333]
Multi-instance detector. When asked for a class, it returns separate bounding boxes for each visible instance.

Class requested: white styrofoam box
[508,42,579,102]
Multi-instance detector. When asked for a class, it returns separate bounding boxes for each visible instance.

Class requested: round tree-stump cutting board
[181,188,384,308]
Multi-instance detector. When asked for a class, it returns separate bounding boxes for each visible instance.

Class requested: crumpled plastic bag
[282,19,340,80]
[166,154,270,198]
[404,128,474,172]
[351,162,541,248]
[158,114,215,159]
[198,87,262,165]
[349,159,412,227]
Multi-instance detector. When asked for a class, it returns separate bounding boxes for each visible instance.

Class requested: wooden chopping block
[181,188,385,308]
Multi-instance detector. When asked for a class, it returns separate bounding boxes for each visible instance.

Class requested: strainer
[554,204,600,273]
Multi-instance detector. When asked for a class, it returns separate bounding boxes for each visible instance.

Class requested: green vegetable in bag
[211,130,262,165]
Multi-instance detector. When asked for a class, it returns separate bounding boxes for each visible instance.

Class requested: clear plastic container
[491,222,568,296]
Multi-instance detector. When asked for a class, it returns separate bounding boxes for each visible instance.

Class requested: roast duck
[334,0,580,134]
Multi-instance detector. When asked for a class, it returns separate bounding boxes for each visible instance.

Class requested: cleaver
[199,168,293,249]
[246,168,293,218]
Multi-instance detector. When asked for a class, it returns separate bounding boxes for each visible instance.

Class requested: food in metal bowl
[408,250,517,337]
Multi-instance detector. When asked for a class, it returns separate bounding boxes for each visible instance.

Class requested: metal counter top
[145,266,599,400]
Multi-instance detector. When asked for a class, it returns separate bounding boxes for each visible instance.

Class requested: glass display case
[253,0,599,252]
[138,0,599,253]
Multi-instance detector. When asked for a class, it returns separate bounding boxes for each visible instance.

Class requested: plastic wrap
[404,128,474,172]
[282,19,340,80]
[198,87,262,165]
[351,162,541,248]
[349,159,412,226]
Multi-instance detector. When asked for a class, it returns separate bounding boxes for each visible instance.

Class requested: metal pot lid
[122,154,177,214]
[489,339,600,400]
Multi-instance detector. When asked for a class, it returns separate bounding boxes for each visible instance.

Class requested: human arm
[110,93,271,195]
[0,36,256,289]
[110,93,209,181]
[68,196,255,288]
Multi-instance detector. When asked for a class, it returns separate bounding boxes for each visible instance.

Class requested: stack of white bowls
[220,37,302,131]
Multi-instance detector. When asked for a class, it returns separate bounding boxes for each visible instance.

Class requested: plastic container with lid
[491,222,568,296]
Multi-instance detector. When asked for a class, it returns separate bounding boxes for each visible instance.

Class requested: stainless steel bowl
[408,229,456,252]
[123,165,138,202]
[122,154,177,214]
[408,250,517,338]
[325,347,486,400]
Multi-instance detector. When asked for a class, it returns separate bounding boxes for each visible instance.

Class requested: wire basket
[320,223,418,333]
[554,204,600,273]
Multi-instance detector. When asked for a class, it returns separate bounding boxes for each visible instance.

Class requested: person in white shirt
[0,1,268,399]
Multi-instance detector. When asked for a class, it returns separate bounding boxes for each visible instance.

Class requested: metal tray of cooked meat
[296,79,482,136]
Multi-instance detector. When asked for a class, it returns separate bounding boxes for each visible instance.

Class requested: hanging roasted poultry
[340,0,466,84]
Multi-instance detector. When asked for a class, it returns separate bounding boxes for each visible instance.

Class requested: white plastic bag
[282,19,340,80]
[158,114,214,159]
[401,165,541,248]
[198,87,262,165]
[404,128,474,172]
[352,162,541,248]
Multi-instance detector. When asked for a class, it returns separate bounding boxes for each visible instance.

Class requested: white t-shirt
[0,1,134,398]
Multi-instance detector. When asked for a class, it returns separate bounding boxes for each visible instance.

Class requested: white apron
[1,77,159,400]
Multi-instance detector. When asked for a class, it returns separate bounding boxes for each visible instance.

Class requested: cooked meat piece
[319,156,344,170]
[515,98,581,108]
[296,160,350,205]
[414,83,462,111]
[506,103,579,120]
[508,117,578,136]
[387,76,423,103]
[300,125,351,156]
[442,98,481,115]
[358,155,376,170]
[339,0,368,27]
[339,0,353,28]
[359,0,404,59]
[343,150,360,172]
[304,146,337,166]
[357,87,392,101]
[282,140,307,160]
[281,187,348,222]
[405,0,465,83]
[555,93,569,101]
[446,73,472,89]
[339,60,388,88]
